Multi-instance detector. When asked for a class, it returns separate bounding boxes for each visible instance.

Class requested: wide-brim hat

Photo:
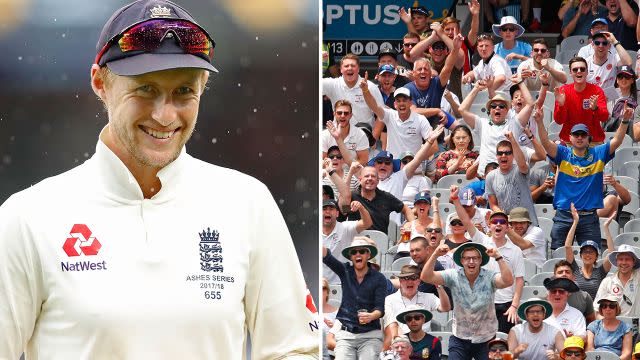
[543,276,580,293]
[396,304,433,324]
[492,16,525,38]
[485,94,511,113]
[453,242,489,267]
[608,244,640,268]
[560,336,585,359]
[508,207,531,223]
[355,122,376,147]
[517,298,552,321]
[341,237,378,259]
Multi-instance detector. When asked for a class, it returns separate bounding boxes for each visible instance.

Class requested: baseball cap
[322,199,338,208]
[367,151,401,172]
[591,30,608,39]
[96,0,217,75]
[617,65,636,78]
[378,48,397,60]
[411,6,430,16]
[378,64,396,76]
[579,240,600,255]
[591,18,608,28]
[398,151,414,161]
[394,87,411,98]
[459,188,476,206]
[414,191,432,204]
[570,123,590,135]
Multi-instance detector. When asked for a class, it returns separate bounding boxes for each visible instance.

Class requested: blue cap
[570,123,590,135]
[459,187,476,206]
[414,191,432,204]
[378,64,396,75]
[580,240,600,255]
[591,18,608,27]
[367,151,401,172]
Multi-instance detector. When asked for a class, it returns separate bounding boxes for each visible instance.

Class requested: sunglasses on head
[404,314,424,322]
[328,154,343,160]
[490,103,507,109]
[501,27,517,32]
[335,110,351,116]
[403,42,418,47]
[491,218,507,225]
[600,302,617,309]
[375,159,392,165]
[571,66,586,73]
[564,350,584,357]
[95,19,214,65]
[532,48,548,53]
[425,228,442,233]
[496,150,513,156]
[489,345,507,352]
[350,248,369,256]
[400,274,420,281]
[593,40,609,46]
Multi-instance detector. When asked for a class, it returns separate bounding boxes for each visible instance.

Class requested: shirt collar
[483,52,495,64]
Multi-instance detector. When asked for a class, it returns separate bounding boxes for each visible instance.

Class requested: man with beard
[322,199,372,285]
[383,265,451,350]
[517,38,567,91]
[321,100,370,165]
[451,186,525,334]
[462,34,512,93]
[421,241,513,359]
[593,244,640,316]
[485,134,539,227]
[533,102,629,250]
[457,80,534,177]
[322,237,388,359]
[543,277,587,340]
[601,0,639,51]
[584,31,632,99]
[323,53,384,128]
[508,298,564,360]
[396,305,442,359]
[552,57,609,143]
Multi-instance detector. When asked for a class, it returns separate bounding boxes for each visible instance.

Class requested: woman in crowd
[586,296,633,359]
[434,125,478,182]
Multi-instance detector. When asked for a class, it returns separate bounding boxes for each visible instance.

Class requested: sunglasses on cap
[327,154,343,160]
[95,19,214,65]
[490,103,507,109]
[564,350,584,357]
[349,248,369,256]
[404,314,424,322]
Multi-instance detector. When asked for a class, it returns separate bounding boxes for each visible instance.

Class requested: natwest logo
[62,224,102,257]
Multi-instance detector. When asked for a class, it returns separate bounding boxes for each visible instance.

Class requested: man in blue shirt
[532,105,631,250]
[322,237,388,359]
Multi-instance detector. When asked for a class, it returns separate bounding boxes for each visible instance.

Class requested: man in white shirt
[506,207,546,268]
[593,244,640,316]
[323,53,384,127]
[517,38,567,91]
[383,265,451,350]
[577,18,610,59]
[543,277,587,340]
[322,199,372,285]
[0,0,318,358]
[462,34,513,93]
[508,298,565,359]
[321,99,370,165]
[452,188,525,334]
[585,30,632,99]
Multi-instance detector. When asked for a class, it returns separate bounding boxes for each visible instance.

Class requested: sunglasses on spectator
[404,314,425,322]
[425,228,442,233]
[489,345,507,352]
[432,44,447,51]
[571,131,588,138]
[634,354,640,359]
[496,150,513,156]
[462,256,481,262]
[491,219,508,225]
[375,159,392,165]
[327,154,343,160]
[490,103,507,109]
[400,275,420,281]
[349,248,369,256]
[335,110,351,116]
[564,350,584,357]
[450,220,464,226]
[593,40,609,46]
[571,67,586,73]
[600,303,617,309]
[401,158,413,165]
[549,289,568,294]
[96,19,214,65]
[501,27,517,32]
[532,48,548,53]
[403,42,418,48]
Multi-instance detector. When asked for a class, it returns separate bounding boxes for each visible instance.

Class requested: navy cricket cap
[96,0,218,75]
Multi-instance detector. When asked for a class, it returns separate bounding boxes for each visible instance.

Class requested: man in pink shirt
[553,56,609,143]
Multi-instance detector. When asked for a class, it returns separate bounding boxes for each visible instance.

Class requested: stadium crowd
[322,1,640,359]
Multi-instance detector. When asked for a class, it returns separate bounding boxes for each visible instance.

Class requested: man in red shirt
[553,57,609,143]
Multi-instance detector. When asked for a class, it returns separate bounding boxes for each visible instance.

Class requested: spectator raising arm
[533,104,558,159]
[351,201,373,233]
[458,79,490,130]
[360,71,385,121]
[610,101,633,155]
[605,32,632,66]
[467,0,480,46]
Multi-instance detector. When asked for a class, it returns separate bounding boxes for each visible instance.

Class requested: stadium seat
[534,204,555,220]
[600,217,619,241]
[328,284,342,304]
[605,132,634,148]
[391,256,412,271]
[552,246,579,259]
[438,203,457,219]
[522,285,548,300]
[617,316,639,343]
[362,230,390,269]
[559,35,589,54]
[548,121,562,134]
[436,174,471,189]
[542,258,565,273]
[528,272,554,286]
[625,219,640,233]
[615,176,639,196]
[622,192,640,218]
[523,258,539,283]
[618,161,640,179]
[537,217,554,243]
[628,50,637,69]
[612,147,640,174]
[585,351,621,360]
[430,332,452,357]
[430,188,451,205]
[431,310,450,332]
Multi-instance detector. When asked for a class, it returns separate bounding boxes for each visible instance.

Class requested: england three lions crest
[199,227,223,272]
